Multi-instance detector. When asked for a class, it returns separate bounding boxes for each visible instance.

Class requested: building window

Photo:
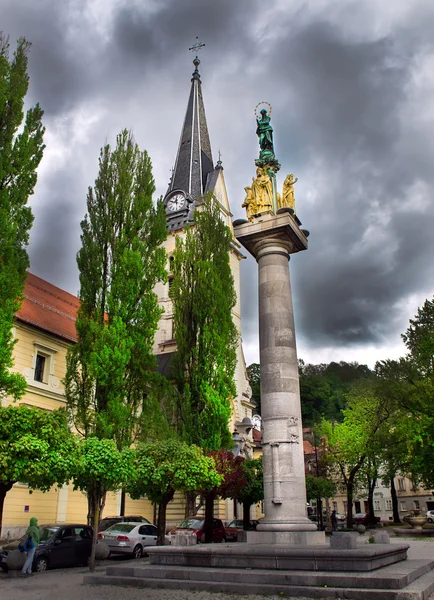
[168,276,174,291]
[414,500,420,510]
[398,479,406,491]
[34,353,47,383]
[400,501,406,511]
[333,502,337,511]
[343,502,347,513]
[374,500,381,511]
[386,500,392,510]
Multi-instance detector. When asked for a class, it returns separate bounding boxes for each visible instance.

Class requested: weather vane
[189,37,205,57]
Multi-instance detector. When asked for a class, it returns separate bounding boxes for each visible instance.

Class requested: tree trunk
[204,492,215,543]
[0,482,13,535]
[157,488,174,546]
[242,501,251,530]
[346,481,354,529]
[367,475,378,525]
[317,497,323,530]
[120,490,126,516]
[185,491,196,517]
[88,488,103,572]
[391,476,401,523]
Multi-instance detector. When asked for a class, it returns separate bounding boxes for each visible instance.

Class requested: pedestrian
[331,509,337,533]
[20,517,40,577]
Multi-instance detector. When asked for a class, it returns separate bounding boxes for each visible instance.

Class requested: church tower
[153,49,254,439]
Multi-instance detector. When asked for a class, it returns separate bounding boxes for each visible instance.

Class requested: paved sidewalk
[1,537,434,600]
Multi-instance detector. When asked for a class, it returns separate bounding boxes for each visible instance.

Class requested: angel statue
[280,174,298,211]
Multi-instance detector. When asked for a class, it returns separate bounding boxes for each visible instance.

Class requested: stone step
[145,542,409,572]
[84,564,434,600]
[104,559,434,590]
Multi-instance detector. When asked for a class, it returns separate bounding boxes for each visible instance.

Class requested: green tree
[375,299,434,512]
[320,379,391,528]
[305,475,335,505]
[299,360,374,427]
[0,35,45,400]
[231,457,264,530]
[127,440,222,545]
[247,363,261,415]
[72,437,135,571]
[170,194,238,451]
[0,405,76,532]
[64,130,167,543]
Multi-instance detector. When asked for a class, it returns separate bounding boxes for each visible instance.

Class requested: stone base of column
[246,530,326,545]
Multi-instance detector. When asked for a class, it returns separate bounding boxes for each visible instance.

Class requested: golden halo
[254,101,272,119]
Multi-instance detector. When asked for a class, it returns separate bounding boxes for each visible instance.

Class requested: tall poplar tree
[65,130,167,559]
[0,34,45,399]
[170,195,238,452]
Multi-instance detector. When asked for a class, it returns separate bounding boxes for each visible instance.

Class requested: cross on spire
[189,37,205,56]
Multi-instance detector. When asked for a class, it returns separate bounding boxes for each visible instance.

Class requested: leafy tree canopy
[305,474,335,504]
[0,34,45,400]
[65,129,168,447]
[128,440,222,505]
[171,195,238,451]
[0,405,76,530]
[299,360,374,426]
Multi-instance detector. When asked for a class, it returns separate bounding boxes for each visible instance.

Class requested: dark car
[225,519,259,542]
[98,516,151,533]
[353,513,381,526]
[171,517,227,543]
[33,524,93,572]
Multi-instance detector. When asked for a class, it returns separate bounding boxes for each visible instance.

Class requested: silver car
[100,522,158,558]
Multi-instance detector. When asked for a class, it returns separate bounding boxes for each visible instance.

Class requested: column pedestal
[235,211,322,545]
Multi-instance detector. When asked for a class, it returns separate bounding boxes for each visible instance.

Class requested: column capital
[234,212,308,262]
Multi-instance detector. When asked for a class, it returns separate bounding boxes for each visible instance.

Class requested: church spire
[164,41,214,225]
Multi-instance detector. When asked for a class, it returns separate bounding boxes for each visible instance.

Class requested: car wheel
[35,556,48,572]
[428,518,433,523]
[132,544,142,559]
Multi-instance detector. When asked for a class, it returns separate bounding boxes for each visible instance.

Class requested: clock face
[167,193,186,212]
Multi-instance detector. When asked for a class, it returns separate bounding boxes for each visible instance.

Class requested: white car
[426,510,434,523]
[99,522,159,558]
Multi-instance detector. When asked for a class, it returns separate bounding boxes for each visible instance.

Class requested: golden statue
[280,174,298,211]
[243,167,274,221]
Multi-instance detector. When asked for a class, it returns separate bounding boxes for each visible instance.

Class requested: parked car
[225,519,259,541]
[33,524,93,572]
[99,522,160,558]
[171,517,227,543]
[98,515,151,532]
[352,513,381,526]
[426,510,434,523]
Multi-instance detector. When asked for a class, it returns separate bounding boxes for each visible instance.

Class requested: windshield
[228,520,243,528]
[39,527,59,542]
[178,518,203,530]
[105,523,135,533]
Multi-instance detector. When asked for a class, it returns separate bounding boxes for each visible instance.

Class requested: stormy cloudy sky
[3,0,434,368]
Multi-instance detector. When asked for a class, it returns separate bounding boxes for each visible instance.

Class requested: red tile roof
[15,273,79,343]
[303,439,314,454]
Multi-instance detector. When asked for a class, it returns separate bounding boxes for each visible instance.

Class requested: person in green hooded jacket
[20,517,40,576]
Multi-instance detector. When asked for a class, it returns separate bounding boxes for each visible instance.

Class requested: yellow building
[2,273,154,540]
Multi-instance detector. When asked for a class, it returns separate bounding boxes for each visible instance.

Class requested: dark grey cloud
[2,0,434,366]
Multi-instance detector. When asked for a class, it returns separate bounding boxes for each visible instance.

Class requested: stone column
[234,211,324,545]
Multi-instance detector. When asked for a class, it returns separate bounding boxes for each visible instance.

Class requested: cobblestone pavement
[1,537,434,600]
